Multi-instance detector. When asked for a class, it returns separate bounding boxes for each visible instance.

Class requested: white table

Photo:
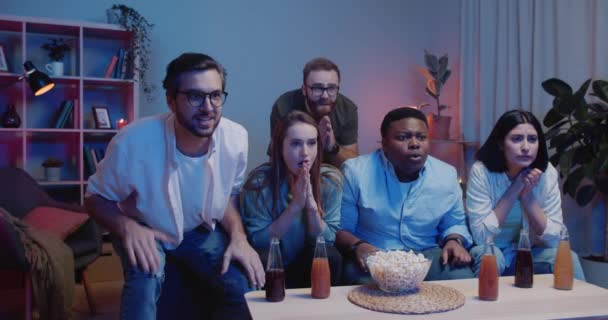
[245,274,608,319]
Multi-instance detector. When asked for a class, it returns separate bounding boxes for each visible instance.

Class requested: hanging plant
[107,4,155,101]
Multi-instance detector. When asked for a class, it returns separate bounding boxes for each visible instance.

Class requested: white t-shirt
[175,150,207,232]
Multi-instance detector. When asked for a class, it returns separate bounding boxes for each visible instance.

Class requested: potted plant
[42,157,64,181]
[542,78,608,286]
[41,38,71,76]
[107,4,155,101]
[418,50,452,139]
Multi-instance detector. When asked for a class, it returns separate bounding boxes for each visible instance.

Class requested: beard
[175,110,220,138]
[305,95,337,119]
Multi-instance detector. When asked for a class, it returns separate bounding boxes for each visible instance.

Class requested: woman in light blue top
[240,111,343,288]
[467,110,584,279]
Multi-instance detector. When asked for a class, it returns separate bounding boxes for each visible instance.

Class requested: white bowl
[366,250,432,293]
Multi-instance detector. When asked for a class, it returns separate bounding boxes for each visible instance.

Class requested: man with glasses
[85,53,264,319]
[270,57,358,167]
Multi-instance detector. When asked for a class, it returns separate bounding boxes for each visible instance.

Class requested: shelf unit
[0,15,139,204]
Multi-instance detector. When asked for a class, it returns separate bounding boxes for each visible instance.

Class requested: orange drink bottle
[311,236,331,299]
[478,237,499,301]
[553,226,574,290]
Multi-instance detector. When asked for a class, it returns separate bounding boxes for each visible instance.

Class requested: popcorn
[366,250,432,293]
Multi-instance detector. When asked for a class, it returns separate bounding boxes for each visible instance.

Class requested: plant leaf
[425,87,438,99]
[592,80,608,103]
[555,95,579,115]
[542,78,573,96]
[543,107,565,127]
[417,66,434,81]
[574,79,591,100]
[563,167,584,198]
[549,153,561,168]
[440,69,451,85]
[424,51,439,73]
[573,103,589,121]
[544,120,568,140]
[575,185,596,206]
[549,133,568,150]
[559,148,576,177]
[426,80,437,96]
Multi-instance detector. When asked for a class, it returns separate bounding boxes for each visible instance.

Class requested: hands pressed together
[319,115,336,152]
[514,168,543,197]
[291,162,319,214]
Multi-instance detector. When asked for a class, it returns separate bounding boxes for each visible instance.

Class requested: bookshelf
[0,15,139,204]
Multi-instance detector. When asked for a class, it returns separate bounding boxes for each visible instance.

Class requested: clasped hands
[513,167,543,198]
[290,162,319,214]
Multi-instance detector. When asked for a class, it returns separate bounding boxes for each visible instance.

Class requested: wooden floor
[72,243,123,320]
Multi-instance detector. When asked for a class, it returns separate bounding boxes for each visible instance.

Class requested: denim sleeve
[239,188,272,249]
[438,171,473,248]
[315,173,343,245]
[339,161,359,233]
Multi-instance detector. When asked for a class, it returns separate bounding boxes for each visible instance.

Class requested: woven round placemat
[348,282,465,315]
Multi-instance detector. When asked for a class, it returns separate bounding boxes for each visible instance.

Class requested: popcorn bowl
[365,250,432,293]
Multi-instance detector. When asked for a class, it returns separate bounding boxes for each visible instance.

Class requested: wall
[0,0,462,173]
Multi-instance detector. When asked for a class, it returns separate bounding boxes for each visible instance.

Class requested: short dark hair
[303,57,340,84]
[162,53,226,98]
[380,107,428,138]
[476,109,548,172]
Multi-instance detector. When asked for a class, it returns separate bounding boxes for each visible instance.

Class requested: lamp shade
[23,61,55,96]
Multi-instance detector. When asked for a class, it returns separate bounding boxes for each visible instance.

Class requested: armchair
[0,167,102,318]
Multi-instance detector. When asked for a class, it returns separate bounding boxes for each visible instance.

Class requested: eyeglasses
[307,85,339,97]
[177,90,228,108]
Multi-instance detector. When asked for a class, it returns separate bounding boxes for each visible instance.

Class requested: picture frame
[92,106,112,129]
[0,45,8,72]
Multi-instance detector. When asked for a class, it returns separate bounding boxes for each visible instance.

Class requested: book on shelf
[83,145,96,177]
[53,100,74,128]
[104,55,118,79]
[114,48,124,79]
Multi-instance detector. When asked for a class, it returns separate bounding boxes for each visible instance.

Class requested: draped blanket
[0,209,74,320]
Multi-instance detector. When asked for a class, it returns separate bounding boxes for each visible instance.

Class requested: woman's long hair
[245,111,324,218]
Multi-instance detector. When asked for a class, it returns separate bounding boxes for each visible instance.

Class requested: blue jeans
[470,245,586,280]
[113,226,251,320]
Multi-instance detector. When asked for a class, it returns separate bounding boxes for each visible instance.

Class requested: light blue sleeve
[339,161,359,233]
[438,171,473,248]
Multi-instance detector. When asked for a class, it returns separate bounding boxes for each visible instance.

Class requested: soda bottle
[478,237,499,301]
[515,228,534,288]
[265,237,285,302]
[554,226,574,290]
[311,236,331,299]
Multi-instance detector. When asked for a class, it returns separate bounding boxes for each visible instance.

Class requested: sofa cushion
[23,206,89,240]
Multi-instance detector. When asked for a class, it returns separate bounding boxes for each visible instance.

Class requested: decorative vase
[1,104,21,128]
[427,115,451,140]
[45,61,64,77]
[45,167,61,181]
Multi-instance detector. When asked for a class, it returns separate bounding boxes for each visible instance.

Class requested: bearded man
[269,57,359,167]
